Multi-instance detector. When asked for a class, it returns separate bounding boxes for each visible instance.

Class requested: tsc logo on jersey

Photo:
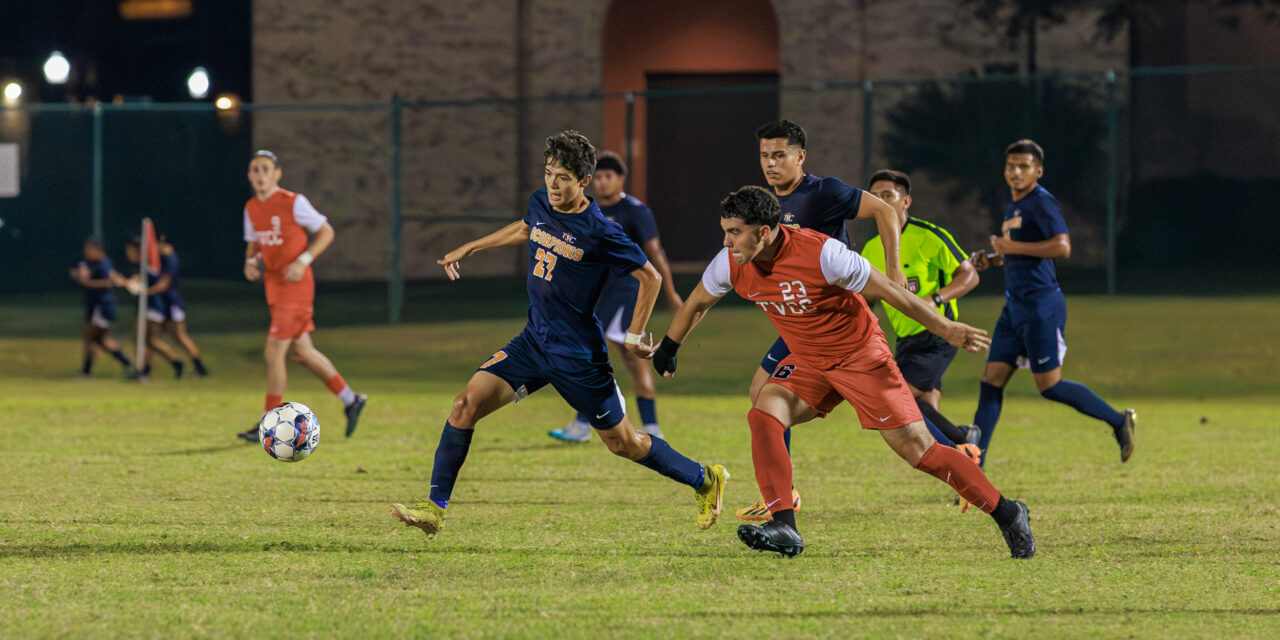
[561,232,576,243]
[256,216,285,246]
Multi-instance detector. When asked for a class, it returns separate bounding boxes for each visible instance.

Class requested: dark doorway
[645,72,779,263]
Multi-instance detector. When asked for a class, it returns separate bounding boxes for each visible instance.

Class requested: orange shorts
[268,302,315,340]
[766,339,922,430]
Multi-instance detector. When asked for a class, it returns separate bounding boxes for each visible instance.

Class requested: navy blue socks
[974,382,1004,455]
[636,396,657,426]
[635,436,704,488]
[429,422,474,509]
[1041,380,1124,428]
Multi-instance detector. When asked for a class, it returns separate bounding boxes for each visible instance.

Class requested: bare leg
[264,336,293,397]
[287,332,340,382]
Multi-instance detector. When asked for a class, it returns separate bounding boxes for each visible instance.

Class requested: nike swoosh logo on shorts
[1037,357,1051,364]
[596,411,610,419]
[748,291,762,297]
[877,415,892,422]
[765,354,777,361]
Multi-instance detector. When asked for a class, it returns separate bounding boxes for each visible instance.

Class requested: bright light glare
[44,52,70,85]
[215,96,233,110]
[2,82,22,103]
[187,67,210,99]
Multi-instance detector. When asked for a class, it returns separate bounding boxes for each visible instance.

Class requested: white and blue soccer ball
[259,402,321,462]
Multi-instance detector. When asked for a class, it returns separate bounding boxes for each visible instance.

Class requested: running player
[148,238,209,376]
[389,131,728,541]
[860,169,980,450]
[652,185,1034,559]
[548,151,682,442]
[969,140,1136,463]
[735,120,908,522]
[124,238,185,380]
[236,149,367,441]
[69,238,133,376]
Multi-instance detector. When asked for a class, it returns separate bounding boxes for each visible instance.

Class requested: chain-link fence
[3,63,1277,324]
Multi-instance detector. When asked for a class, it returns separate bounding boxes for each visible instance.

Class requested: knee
[449,392,481,427]
[600,430,644,460]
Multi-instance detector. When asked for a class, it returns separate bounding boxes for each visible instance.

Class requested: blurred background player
[860,169,981,451]
[735,120,907,523]
[69,238,133,377]
[153,237,209,376]
[549,151,683,442]
[390,131,727,540]
[651,185,1033,559]
[237,149,367,442]
[124,237,186,380]
[969,140,1136,463]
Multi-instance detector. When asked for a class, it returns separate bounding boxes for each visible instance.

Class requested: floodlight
[2,82,22,106]
[187,67,210,99]
[44,52,70,85]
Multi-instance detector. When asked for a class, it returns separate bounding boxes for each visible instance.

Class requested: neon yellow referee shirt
[861,217,967,338]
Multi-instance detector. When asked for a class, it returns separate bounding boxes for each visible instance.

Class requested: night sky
[0,1,250,103]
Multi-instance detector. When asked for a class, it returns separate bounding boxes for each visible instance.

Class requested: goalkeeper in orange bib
[652,186,1035,559]
[236,150,367,441]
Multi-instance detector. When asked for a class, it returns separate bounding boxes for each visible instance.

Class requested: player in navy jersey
[549,151,682,442]
[969,140,1136,463]
[124,238,185,379]
[69,238,133,376]
[147,239,208,376]
[736,120,909,522]
[391,131,728,541]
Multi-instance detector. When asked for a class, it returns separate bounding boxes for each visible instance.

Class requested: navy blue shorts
[594,285,636,345]
[86,301,117,328]
[988,289,1068,373]
[894,330,958,392]
[758,336,791,373]
[146,294,188,323]
[479,330,626,429]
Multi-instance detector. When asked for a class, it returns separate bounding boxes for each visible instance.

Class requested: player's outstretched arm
[861,268,989,352]
[857,192,907,288]
[990,232,1070,260]
[244,242,262,281]
[622,262,662,358]
[649,282,724,378]
[437,220,531,280]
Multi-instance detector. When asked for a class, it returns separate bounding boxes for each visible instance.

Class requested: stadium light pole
[1105,70,1119,295]
[44,51,71,85]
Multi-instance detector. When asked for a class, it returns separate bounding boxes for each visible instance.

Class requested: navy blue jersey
[79,257,117,307]
[776,173,864,245]
[522,189,649,359]
[159,252,184,306]
[595,194,659,308]
[1001,185,1069,297]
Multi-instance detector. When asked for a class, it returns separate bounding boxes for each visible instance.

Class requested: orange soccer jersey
[702,226,921,429]
[244,189,328,338]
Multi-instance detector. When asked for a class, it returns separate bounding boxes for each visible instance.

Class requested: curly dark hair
[544,130,596,180]
[720,185,781,227]
[755,120,806,149]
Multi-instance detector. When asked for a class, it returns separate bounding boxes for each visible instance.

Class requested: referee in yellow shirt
[861,170,980,447]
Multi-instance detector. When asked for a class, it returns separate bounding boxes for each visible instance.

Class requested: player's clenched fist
[651,335,681,378]
[244,256,262,281]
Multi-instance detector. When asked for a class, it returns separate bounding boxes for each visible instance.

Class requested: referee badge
[906,277,920,293]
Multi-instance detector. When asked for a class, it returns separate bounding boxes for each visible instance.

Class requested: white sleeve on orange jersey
[243,209,255,242]
[292,194,328,233]
[699,248,733,297]
[820,237,872,292]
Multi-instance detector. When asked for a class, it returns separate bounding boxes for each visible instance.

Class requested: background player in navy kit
[69,238,133,376]
[124,238,185,379]
[145,238,208,376]
[736,120,908,522]
[549,151,682,442]
[969,140,1136,463]
[860,170,981,451]
[390,131,728,540]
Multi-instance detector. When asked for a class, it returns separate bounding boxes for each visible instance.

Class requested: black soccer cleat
[344,393,368,437]
[737,520,805,558]
[999,500,1036,559]
[1113,409,1136,463]
[236,425,259,443]
[173,360,185,380]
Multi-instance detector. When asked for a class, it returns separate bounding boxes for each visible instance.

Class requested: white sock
[338,387,356,406]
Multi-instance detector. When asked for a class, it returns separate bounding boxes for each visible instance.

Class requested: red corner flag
[144,218,160,274]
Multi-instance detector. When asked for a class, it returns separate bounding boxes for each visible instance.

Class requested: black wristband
[657,336,681,356]
[931,292,945,307]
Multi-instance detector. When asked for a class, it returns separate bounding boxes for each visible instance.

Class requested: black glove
[652,336,681,376]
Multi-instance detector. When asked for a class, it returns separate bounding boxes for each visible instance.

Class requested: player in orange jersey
[651,186,1034,559]
[236,150,367,442]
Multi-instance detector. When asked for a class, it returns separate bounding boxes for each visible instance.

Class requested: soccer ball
[259,402,321,462]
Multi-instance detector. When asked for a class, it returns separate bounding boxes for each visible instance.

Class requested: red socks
[264,394,283,411]
[747,408,793,515]
[913,442,1002,513]
[325,373,347,395]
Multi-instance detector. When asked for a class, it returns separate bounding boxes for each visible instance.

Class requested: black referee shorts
[894,330,959,393]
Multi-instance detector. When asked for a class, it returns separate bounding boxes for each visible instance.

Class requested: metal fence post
[92,102,104,241]
[861,80,873,180]
[624,91,635,172]
[388,93,404,323]
[1105,70,1118,295]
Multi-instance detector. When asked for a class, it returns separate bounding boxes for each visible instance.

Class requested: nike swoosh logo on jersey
[535,222,546,226]
[765,354,777,361]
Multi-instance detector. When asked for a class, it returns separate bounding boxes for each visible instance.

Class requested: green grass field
[1,291,1278,638]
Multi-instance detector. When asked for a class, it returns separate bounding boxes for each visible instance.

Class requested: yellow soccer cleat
[694,464,730,530]
[735,488,802,522]
[390,500,446,539]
